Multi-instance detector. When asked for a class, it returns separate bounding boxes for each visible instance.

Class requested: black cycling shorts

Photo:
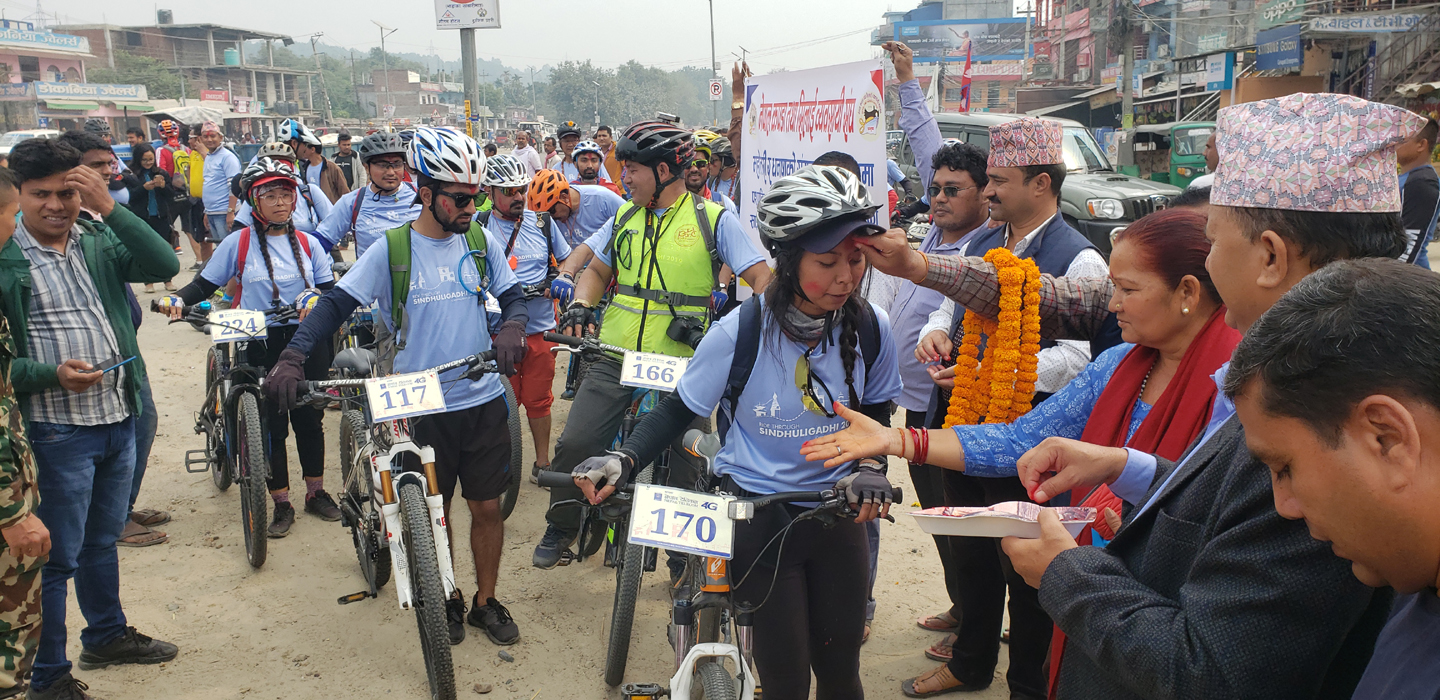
[413,395,512,502]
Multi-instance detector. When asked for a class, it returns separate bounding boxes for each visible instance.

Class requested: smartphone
[82,356,137,374]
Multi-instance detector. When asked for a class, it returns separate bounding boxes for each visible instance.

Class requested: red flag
[959,41,973,112]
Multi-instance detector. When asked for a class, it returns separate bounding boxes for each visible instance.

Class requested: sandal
[901,664,984,697]
[924,632,957,662]
[917,610,960,632]
[117,520,168,547]
[130,509,171,527]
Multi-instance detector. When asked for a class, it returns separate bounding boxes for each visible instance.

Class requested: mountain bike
[164,300,298,569]
[298,349,504,700]
[613,430,902,700]
[541,331,696,687]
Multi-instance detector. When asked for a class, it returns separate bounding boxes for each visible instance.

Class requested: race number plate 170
[364,371,446,422]
[620,351,689,392]
[628,484,737,559]
[208,309,267,343]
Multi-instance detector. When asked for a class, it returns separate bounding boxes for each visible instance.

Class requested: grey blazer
[1041,417,1392,700]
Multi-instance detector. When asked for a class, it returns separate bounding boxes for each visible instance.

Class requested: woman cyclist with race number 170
[156,158,339,537]
[570,165,902,700]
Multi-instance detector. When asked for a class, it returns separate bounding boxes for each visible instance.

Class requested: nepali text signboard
[894,19,1029,62]
[0,27,88,54]
[5,82,149,102]
[1309,12,1439,32]
[1256,24,1303,70]
[435,0,501,29]
[739,61,889,268]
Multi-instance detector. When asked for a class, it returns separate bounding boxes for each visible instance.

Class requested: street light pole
[308,33,334,124]
[709,0,718,125]
[592,80,600,129]
[372,20,398,123]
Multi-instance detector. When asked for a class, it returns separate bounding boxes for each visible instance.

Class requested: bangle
[896,427,910,461]
[911,427,930,466]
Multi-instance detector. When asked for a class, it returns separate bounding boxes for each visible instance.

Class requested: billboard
[435,0,501,29]
[894,19,1029,62]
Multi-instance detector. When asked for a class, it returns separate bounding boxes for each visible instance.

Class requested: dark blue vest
[924,215,1125,427]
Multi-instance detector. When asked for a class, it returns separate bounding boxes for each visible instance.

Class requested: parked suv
[894,112,1180,255]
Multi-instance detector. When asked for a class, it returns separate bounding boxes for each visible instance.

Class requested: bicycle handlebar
[298,349,499,396]
[152,300,299,330]
[543,332,628,358]
[539,467,902,516]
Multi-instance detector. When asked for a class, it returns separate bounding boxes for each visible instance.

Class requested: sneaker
[446,592,467,645]
[305,490,342,522]
[467,596,519,645]
[188,261,203,271]
[25,675,98,700]
[559,387,576,400]
[77,626,178,670]
[532,525,572,569]
[268,502,295,538]
[529,462,543,485]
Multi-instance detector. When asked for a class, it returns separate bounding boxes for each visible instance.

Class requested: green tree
[89,50,189,100]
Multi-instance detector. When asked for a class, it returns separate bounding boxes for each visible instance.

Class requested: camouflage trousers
[0,540,43,695]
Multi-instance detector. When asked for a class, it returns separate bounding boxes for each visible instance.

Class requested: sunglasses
[690,158,710,169]
[794,351,837,418]
[927,184,977,199]
[497,185,528,197]
[434,189,477,208]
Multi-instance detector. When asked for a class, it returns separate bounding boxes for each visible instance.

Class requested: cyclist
[158,158,339,537]
[532,120,773,570]
[570,139,623,196]
[315,131,421,258]
[570,164,899,700]
[477,156,573,485]
[707,136,739,205]
[530,167,625,263]
[552,121,584,181]
[687,134,737,215]
[234,142,333,232]
[265,127,527,647]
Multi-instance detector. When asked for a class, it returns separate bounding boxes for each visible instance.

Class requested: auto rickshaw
[1114,122,1214,189]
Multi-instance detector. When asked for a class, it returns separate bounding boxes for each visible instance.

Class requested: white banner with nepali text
[739,60,890,269]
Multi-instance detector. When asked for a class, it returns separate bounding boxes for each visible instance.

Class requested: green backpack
[385,221,490,351]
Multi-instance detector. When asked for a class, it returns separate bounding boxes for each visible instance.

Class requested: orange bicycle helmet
[528,169,569,212]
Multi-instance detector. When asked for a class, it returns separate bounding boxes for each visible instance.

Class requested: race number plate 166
[620,351,689,392]
[364,371,446,422]
[208,309,267,343]
[628,484,736,559]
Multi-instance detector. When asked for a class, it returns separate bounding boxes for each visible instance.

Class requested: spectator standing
[510,131,543,177]
[594,125,622,183]
[179,128,209,268]
[543,136,562,169]
[1398,117,1438,267]
[332,132,366,190]
[121,144,177,292]
[2,138,179,700]
[200,121,240,254]
[295,137,347,205]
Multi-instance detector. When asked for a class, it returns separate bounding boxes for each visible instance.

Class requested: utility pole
[308,33,334,124]
[1022,1,1033,85]
[372,20,398,122]
[529,67,536,117]
[708,0,718,125]
[461,27,479,138]
[1112,0,1136,128]
[592,79,600,128]
[349,50,360,118]
[1057,0,1068,84]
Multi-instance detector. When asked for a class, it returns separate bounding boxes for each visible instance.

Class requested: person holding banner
[533,121,772,571]
[569,164,899,700]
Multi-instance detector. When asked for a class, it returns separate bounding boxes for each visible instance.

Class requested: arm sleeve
[1034,249,1108,393]
[308,186,334,222]
[585,216,619,267]
[0,398,35,529]
[919,298,955,346]
[898,79,942,188]
[314,191,353,250]
[714,209,765,275]
[620,392,703,471]
[1111,448,1160,504]
[1401,172,1440,232]
[955,344,1125,477]
[286,288,362,357]
[923,253,1115,342]
[174,276,222,306]
[309,234,335,285]
[495,283,529,326]
[102,204,182,282]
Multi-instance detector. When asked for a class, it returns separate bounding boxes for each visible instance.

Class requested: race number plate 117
[620,351,689,392]
[208,309,267,343]
[364,371,446,422]
[628,484,736,559]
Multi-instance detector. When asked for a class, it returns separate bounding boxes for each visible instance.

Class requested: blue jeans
[206,212,230,243]
[130,378,156,514]
[30,417,136,689]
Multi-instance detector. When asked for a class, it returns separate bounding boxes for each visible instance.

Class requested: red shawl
[1047,307,1240,699]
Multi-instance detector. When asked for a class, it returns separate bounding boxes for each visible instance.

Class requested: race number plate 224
[208,309,267,343]
[365,371,446,422]
[620,351,688,392]
[628,484,736,559]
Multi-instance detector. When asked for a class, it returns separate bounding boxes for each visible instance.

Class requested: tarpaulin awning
[113,103,154,112]
[41,101,99,111]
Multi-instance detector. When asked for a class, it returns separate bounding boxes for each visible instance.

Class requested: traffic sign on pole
[708,79,723,101]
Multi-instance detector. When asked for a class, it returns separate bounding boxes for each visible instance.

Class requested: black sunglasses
[434,189,476,208]
[927,184,977,199]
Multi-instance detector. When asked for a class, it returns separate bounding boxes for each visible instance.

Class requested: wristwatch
[731,100,744,110]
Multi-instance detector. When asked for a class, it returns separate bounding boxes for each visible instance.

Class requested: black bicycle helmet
[757,165,881,253]
[616,120,695,207]
[556,120,582,140]
[357,131,406,163]
[83,117,110,135]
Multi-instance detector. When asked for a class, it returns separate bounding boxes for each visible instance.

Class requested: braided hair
[764,246,865,408]
[249,186,311,304]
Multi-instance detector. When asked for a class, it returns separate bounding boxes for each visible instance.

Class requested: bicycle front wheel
[399,482,456,700]
[342,409,390,590]
[236,393,268,569]
[498,376,523,520]
[604,464,653,687]
[206,347,232,492]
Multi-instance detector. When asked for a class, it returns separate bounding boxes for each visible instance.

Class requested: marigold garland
[941,248,1043,428]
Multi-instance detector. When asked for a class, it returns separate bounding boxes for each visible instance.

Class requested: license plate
[620,351,688,392]
[627,484,735,559]
[365,371,446,422]
[209,309,267,343]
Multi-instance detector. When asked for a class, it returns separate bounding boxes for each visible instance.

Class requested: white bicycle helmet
[572,139,605,161]
[757,165,880,252]
[407,127,485,186]
[278,118,321,147]
[481,153,532,188]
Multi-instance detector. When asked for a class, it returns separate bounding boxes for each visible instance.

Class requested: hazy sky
[30,0,902,74]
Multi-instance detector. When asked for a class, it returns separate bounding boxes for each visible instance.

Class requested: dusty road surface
[59,262,1012,699]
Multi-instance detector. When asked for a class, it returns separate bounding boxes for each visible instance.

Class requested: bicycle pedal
[620,683,666,699]
[556,548,576,566]
[184,449,211,473]
[336,591,375,605]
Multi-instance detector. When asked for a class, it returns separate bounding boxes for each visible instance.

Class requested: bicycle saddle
[332,347,377,377]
